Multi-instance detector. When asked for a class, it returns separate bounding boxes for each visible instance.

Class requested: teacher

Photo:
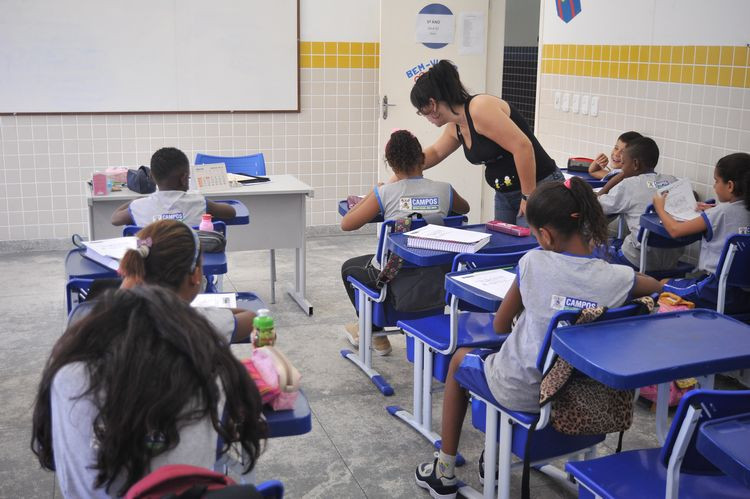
[411,60,563,224]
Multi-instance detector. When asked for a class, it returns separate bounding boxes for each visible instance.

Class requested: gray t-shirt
[374,176,453,220]
[484,250,635,413]
[698,200,750,273]
[129,190,207,227]
[51,362,223,498]
[599,173,683,270]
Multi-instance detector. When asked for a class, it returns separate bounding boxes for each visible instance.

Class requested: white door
[379,0,490,224]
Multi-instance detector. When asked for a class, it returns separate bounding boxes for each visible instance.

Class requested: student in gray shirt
[415,177,661,499]
[655,152,750,313]
[597,137,683,271]
[31,286,265,498]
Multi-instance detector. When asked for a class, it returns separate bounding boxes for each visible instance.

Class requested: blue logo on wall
[418,3,453,49]
[555,0,581,24]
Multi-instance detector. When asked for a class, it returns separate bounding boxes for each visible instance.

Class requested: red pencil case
[485,220,531,237]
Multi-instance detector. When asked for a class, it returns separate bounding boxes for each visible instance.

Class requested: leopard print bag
[539,296,655,436]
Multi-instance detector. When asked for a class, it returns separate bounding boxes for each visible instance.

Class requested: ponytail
[410,60,470,114]
[117,220,201,290]
[715,152,750,211]
[526,177,609,247]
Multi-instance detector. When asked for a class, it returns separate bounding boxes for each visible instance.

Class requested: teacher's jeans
[494,168,565,225]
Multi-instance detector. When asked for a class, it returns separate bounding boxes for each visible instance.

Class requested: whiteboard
[0,0,299,113]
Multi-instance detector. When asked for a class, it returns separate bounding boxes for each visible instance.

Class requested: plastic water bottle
[253,309,275,347]
[199,214,214,231]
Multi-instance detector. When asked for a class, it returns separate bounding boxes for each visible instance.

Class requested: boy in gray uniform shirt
[111,147,235,227]
[597,137,683,271]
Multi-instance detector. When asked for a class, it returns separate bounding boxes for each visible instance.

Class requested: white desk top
[87,174,314,202]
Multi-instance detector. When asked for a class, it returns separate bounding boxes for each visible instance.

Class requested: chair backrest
[451,250,527,272]
[66,277,96,314]
[660,389,750,474]
[195,153,266,176]
[717,233,750,289]
[376,215,466,267]
[123,221,227,237]
[256,479,284,498]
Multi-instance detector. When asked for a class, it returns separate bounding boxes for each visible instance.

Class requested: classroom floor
[2,233,738,498]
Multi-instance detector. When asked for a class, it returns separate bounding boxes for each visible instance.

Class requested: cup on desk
[92,173,109,196]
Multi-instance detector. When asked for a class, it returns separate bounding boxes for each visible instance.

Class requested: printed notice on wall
[416,10,454,44]
[458,12,485,55]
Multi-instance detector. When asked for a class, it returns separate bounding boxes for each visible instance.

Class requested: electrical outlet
[571,94,580,114]
[561,93,570,112]
[590,96,599,117]
[554,91,561,110]
[580,95,590,115]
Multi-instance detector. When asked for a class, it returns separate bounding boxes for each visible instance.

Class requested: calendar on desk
[193,163,230,192]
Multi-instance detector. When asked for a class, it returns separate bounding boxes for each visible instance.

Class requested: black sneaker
[415,457,458,499]
[478,450,499,485]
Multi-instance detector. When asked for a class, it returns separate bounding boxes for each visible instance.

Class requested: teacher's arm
[422,126,461,171]
[471,99,536,214]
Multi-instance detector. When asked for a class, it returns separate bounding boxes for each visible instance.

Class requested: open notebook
[405,225,491,253]
[191,293,237,308]
[81,237,137,271]
[451,268,516,299]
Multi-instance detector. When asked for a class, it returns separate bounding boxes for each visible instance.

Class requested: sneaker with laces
[343,322,359,348]
[415,458,458,499]
[478,450,499,485]
[372,335,392,356]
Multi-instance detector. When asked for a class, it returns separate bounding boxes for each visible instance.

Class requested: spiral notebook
[405,225,491,253]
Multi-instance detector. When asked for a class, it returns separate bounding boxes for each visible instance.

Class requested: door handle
[382,95,396,120]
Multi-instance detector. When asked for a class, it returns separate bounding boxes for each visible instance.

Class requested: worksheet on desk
[657,178,700,221]
[451,268,516,299]
[191,293,237,308]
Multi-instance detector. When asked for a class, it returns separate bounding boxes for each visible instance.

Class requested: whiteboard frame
[0,0,300,115]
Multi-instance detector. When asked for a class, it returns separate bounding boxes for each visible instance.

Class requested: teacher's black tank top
[456,95,556,192]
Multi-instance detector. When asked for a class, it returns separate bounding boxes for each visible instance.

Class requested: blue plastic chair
[123,222,227,293]
[195,152,266,176]
[195,153,280,303]
[256,479,284,498]
[566,389,750,499]
[388,251,527,464]
[715,234,750,316]
[340,215,466,396]
[454,304,649,499]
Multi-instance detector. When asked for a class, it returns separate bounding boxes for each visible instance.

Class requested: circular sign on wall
[416,4,454,49]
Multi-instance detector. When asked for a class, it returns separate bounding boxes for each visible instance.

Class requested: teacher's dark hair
[526,177,609,247]
[31,286,266,496]
[410,60,470,115]
[385,130,425,175]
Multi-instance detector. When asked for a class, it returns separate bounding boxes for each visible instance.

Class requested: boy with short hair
[111,147,235,226]
[597,137,683,271]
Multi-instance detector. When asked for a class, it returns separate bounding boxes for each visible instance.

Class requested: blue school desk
[551,309,750,443]
[444,267,512,312]
[66,248,228,280]
[697,412,750,488]
[337,199,384,223]
[638,211,702,272]
[263,390,312,438]
[386,225,537,266]
[562,169,607,188]
[214,199,250,225]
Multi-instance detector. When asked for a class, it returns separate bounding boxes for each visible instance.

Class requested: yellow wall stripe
[299,41,380,69]
[541,44,749,88]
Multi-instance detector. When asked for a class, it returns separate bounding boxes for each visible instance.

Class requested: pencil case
[567,157,594,172]
[485,220,530,237]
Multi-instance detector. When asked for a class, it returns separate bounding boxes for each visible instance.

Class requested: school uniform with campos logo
[483,250,635,413]
[375,176,453,221]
